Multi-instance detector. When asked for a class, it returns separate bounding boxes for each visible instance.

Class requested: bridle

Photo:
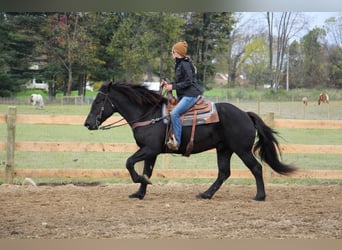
[96,91,125,129]
[96,91,167,130]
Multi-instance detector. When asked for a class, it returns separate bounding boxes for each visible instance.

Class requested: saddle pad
[162,102,220,127]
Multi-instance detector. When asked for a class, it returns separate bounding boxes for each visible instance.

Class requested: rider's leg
[169,96,198,146]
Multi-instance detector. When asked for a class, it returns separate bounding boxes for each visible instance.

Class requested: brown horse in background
[318,93,329,105]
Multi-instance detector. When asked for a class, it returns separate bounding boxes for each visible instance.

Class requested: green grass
[14,89,97,100]
[0,104,91,116]
[205,87,342,102]
[277,128,342,145]
[11,123,133,142]
[16,87,342,102]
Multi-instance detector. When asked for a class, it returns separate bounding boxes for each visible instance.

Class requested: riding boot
[166,134,179,151]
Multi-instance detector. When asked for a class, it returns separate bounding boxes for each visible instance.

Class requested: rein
[99,117,127,130]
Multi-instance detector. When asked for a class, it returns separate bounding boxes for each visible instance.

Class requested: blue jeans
[170,96,198,145]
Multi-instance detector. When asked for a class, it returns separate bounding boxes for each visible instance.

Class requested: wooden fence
[1,106,342,184]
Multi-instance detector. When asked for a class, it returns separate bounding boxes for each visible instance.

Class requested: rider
[161,41,204,151]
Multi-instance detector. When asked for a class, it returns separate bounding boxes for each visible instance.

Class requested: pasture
[0,101,341,239]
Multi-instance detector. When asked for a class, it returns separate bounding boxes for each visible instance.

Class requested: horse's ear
[102,81,113,91]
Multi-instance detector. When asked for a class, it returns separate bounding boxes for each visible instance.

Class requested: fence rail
[1,106,342,183]
[0,142,341,154]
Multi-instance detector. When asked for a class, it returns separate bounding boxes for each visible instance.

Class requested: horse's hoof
[253,195,266,201]
[142,174,152,185]
[196,193,212,199]
[129,192,145,200]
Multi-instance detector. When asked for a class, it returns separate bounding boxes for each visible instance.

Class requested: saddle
[163,93,220,157]
[163,95,220,126]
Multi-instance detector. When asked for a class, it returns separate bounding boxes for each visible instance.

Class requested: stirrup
[166,135,179,151]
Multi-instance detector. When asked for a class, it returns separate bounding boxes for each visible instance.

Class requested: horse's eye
[94,98,102,104]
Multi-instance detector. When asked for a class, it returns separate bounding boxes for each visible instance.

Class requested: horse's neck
[111,89,162,124]
[117,102,157,124]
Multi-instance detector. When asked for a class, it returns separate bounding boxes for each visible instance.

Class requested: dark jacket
[171,57,203,99]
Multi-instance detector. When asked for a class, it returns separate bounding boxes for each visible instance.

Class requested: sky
[238,12,340,43]
[305,12,340,28]
[240,12,340,28]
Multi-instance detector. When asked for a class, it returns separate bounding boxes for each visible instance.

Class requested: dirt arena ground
[0,183,341,239]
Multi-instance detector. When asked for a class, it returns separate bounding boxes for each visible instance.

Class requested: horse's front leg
[129,156,157,200]
[126,148,153,185]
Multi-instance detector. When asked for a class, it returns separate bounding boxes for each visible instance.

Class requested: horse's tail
[247,112,296,175]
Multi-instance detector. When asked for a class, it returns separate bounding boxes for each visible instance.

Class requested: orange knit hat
[172,41,188,57]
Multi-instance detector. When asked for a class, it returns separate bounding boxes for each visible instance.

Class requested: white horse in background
[30,94,44,109]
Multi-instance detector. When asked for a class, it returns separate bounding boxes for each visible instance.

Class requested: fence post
[162,154,170,169]
[263,112,274,183]
[302,104,306,119]
[5,106,16,184]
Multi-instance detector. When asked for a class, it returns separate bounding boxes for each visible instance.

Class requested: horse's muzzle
[84,121,99,130]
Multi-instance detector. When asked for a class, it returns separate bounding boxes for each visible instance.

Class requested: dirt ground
[0,182,341,239]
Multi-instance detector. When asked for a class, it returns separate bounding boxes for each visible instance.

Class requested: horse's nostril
[84,122,98,130]
[84,122,92,129]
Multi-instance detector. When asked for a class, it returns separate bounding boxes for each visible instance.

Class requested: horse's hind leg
[129,156,157,200]
[197,147,233,199]
[238,151,266,201]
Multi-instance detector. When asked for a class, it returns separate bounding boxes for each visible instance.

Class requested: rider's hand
[165,84,173,92]
[160,80,168,88]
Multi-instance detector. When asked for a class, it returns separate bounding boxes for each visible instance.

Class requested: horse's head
[84,81,116,130]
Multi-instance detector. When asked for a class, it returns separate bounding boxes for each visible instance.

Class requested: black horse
[84,81,296,201]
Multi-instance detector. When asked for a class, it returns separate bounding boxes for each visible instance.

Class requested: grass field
[1,102,341,184]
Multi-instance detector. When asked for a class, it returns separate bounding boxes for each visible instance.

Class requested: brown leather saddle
[163,96,220,126]
[163,94,220,156]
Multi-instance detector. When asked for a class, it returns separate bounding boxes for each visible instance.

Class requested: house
[26,78,48,91]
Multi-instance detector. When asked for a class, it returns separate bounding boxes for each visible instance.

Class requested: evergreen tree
[0,13,45,96]
[183,12,234,87]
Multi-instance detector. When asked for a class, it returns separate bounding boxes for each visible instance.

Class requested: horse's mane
[107,81,167,107]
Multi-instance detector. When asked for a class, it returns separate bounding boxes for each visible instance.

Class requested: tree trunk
[267,12,274,87]
[66,62,73,95]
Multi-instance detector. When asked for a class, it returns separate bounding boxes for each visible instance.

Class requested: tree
[324,15,342,50]
[288,40,305,88]
[150,12,184,82]
[324,15,342,88]
[183,12,235,87]
[266,12,306,90]
[266,12,274,88]
[301,28,328,88]
[44,13,95,96]
[0,13,45,96]
[243,37,269,89]
[224,13,256,86]
[84,12,124,82]
[107,13,147,82]
[327,45,342,88]
[106,12,184,83]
